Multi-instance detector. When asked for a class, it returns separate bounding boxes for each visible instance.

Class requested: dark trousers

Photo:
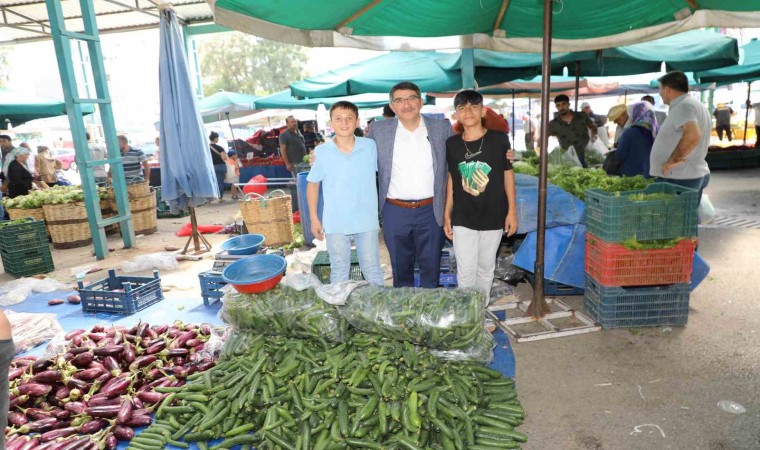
[289,170,299,212]
[756,126,760,147]
[381,202,444,288]
[716,125,732,141]
[213,164,227,199]
[524,132,535,151]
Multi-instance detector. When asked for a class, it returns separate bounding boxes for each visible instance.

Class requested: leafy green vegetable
[628,193,674,202]
[620,236,683,250]
[2,185,111,209]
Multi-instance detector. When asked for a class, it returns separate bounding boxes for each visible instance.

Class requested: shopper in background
[209,131,229,201]
[35,146,61,186]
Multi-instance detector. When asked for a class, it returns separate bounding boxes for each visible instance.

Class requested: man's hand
[444,215,453,240]
[505,211,518,237]
[506,149,515,163]
[662,159,686,177]
[285,163,293,172]
[310,217,324,241]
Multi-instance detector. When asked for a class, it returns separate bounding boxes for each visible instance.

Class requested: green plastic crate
[156,202,190,219]
[585,182,698,243]
[0,219,47,250]
[311,250,364,284]
[1,246,54,277]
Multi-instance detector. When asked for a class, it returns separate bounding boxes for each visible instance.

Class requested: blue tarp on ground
[514,174,585,235]
[513,223,587,289]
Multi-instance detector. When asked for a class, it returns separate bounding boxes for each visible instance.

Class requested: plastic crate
[525,272,584,296]
[585,182,699,242]
[198,271,226,306]
[1,246,54,278]
[157,204,190,219]
[586,233,695,287]
[0,219,47,250]
[413,270,457,288]
[78,269,164,314]
[583,275,690,328]
[311,250,364,284]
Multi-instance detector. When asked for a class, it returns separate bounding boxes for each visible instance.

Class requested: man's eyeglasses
[391,95,421,105]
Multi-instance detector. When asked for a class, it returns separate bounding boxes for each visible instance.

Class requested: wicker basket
[239,190,294,246]
[106,181,151,201]
[129,191,157,235]
[42,202,92,249]
[100,200,120,235]
[9,207,51,237]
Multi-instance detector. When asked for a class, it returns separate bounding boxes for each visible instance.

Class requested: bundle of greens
[2,185,110,209]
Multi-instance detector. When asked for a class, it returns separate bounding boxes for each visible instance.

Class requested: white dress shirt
[387,120,434,200]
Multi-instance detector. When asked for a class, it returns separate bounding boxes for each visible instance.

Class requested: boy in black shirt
[444,90,518,301]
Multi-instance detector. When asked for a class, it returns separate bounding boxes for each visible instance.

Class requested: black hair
[382,104,395,118]
[658,71,689,93]
[86,132,91,140]
[453,89,484,108]
[209,131,219,141]
[354,128,364,137]
[554,94,570,104]
[329,101,359,118]
[641,95,656,105]
[389,81,421,100]
[0,134,11,141]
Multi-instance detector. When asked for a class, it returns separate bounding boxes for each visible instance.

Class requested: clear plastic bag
[430,331,495,364]
[490,279,516,303]
[196,325,229,360]
[340,286,490,358]
[120,252,178,273]
[0,277,69,307]
[219,285,349,342]
[6,311,64,355]
[494,254,526,284]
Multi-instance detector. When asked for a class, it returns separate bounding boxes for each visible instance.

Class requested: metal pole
[511,89,516,146]
[574,61,581,111]
[527,0,554,318]
[744,82,752,146]
[225,111,238,153]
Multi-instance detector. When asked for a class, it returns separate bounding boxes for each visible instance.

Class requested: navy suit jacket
[368,116,453,227]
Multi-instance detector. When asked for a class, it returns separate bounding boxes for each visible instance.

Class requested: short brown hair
[329,101,359,118]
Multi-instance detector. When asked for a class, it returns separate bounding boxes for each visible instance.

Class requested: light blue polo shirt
[306,137,379,235]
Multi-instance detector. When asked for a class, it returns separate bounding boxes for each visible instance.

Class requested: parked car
[51,148,77,171]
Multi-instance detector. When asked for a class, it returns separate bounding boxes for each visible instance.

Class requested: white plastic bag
[6,311,64,354]
[698,194,716,224]
[585,138,608,165]
[121,252,178,273]
[561,146,583,167]
[0,277,69,307]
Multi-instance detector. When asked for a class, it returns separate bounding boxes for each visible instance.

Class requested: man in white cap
[607,104,629,148]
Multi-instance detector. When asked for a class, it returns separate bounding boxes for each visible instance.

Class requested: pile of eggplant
[5,321,218,450]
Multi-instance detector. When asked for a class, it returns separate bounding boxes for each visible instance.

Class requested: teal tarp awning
[696,39,760,84]
[0,88,95,128]
[197,91,259,123]
[210,0,760,52]
[255,90,432,110]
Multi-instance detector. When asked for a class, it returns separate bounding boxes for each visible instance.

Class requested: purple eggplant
[145,339,166,355]
[63,401,86,415]
[7,411,28,426]
[167,347,189,357]
[88,332,106,343]
[131,407,152,416]
[15,417,58,433]
[91,324,105,333]
[125,414,152,427]
[115,398,133,425]
[73,367,103,381]
[54,386,71,400]
[122,344,136,364]
[152,324,169,335]
[103,356,122,377]
[200,323,212,336]
[166,328,181,339]
[64,377,88,390]
[26,408,54,420]
[95,372,112,383]
[70,351,94,368]
[99,375,131,398]
[113,425,136,441]
[79,418,106,434]
[33,370,62,384]
[66,346,90,356]
[40,427,78,443]
[31,359,54,374]
[128,355,157,371]
[52,409,70,420]
[64,329,85,340]
[71,335,84,347]
[197,360,216,372]
[172,357,186,366]
[18,436,41,450]
[93,345,124,357]
[136,390,164,404]
[8,366,26,381]
[133,397,144,409]
[17,383,53,397]
[136,322,150,338]
[85,404,121,418]
[87,396,122,407]
[9,394,30,409]
[104,433,118,450]
[175,330,197,348]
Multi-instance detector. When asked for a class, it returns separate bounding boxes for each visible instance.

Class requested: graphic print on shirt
[458,161,492,194]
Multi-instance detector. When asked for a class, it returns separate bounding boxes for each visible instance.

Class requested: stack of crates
[583,183,699,328]
[311,250,364,284]
[0,218,54,278]
[154,187,190,219]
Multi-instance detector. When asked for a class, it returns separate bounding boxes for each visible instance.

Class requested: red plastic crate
[585,233,696,287]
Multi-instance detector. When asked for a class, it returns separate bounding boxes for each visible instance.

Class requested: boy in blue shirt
[306,101,385,285]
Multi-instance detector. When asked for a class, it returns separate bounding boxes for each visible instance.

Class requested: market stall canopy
[0,88,95,129]
[291,50,582,98]
[552,30,739,77]
[256,90,433,110]
[649,72,716,90]
[198,90,259,123]
[696,39,760,84]
[209,0,760,52]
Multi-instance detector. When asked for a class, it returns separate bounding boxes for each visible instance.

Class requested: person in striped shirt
[113,135,149,184]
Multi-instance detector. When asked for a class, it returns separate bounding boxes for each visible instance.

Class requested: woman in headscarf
[612,101,659,178]
[7,147,41,197]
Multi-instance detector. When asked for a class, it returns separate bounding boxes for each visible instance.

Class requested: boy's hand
[472,169,489,192]
[311,218,324,241]
[507,149,515,163]
[462,178,480,197]
[444,216,453,240]
[505,211,518,237]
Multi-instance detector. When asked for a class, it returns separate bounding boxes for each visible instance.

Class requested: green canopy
[0,88,95,129]
[197,90,258,123]
[696,39,760,84]
[254,90,432,110]
[210,0,759,52]
[554,30,739,77]
[648,72,715,90]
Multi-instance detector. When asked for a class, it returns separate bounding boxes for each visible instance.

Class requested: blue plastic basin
[221,234,265,255]
[222,254,287,294]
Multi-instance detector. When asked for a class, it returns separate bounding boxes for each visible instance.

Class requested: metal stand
[488,298,600,343]
[181,207,212,256]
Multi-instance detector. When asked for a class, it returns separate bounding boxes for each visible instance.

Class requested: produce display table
[239,164,292,183]
[12,287,517,450]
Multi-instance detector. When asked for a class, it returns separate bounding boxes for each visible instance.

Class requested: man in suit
[368,82,453,288]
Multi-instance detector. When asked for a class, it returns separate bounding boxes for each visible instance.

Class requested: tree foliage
[199,34,307,96]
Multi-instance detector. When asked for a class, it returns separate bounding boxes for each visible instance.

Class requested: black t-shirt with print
[446,130,513,231]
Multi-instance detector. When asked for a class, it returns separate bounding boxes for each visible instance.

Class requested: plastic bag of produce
[341,286,493,361]
[6,311,64,354]
[219,285,349,342]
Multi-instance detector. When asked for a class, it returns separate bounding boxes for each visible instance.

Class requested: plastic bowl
[221,254,286,294]
[220,234,265,256]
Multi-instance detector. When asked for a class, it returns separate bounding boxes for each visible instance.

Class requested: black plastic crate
[311,250,364,284]
[78,269,163,315]
[1,246,54,278]
[526,272,584,296]
[198,271,226,306]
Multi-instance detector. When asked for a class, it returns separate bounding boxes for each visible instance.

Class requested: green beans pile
[131,332,527,450]
[220,286,349,342]
[341,286,494,361]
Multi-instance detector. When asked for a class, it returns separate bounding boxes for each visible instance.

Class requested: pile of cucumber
[128,332,527,450]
